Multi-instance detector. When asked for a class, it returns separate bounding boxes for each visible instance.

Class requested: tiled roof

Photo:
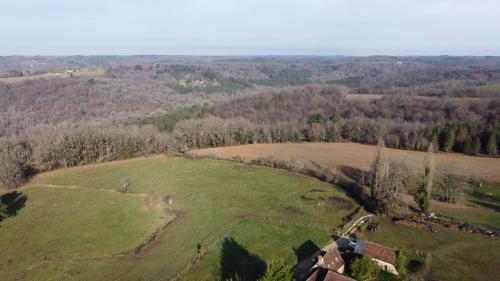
[306,270,319,281]
[320,248,345,271]
[306,269,355,281]
[323,270,356,281]
[363,241,397,265]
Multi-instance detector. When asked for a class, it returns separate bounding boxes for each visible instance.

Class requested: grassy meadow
[357,217,500,281]
[477,83,500,92]
[0,157,354,280]
[1,155,498,281]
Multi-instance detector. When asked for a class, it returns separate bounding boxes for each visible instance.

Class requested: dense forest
[0,56,499,188]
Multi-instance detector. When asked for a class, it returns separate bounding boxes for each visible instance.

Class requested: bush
[0,201,8,220]
[414,185,430,213]
[253,156,277,168]
[117,178,130,193]
[0,156,24,188]
[258,259,293,281]
[231,155,248,164]
[285,158,307,173]
[0,139,32,188]
[350,255,378,280]
[396,250,408,276]
[434,172,469,203]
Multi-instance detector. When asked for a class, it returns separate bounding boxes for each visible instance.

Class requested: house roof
[306,269,356,281]
[317,248,345,271]
[355,240,397,265]
[323,270,356,281]
[306,270,319,281]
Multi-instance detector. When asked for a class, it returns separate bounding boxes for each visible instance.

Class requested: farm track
[342,214,374,237]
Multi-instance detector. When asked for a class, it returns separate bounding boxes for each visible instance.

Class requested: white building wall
[372,258,398,275]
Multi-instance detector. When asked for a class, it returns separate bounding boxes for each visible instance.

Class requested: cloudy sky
[1,0,499,55]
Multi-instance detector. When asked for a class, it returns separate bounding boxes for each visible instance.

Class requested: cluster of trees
[430,122,499,155]
[366,139,470,215]
[211,86,500,155]
[0,125,172,188]
[2,57,499,189]
[137,105,208,132]
[2,56,500,138]
[173,117,255,151]
[30,126,172,170]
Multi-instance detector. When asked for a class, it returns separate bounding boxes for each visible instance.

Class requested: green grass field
[0,157,354,280]
[432,182,500,231]
[357,217,500,281]
[477,83,500,92]
[0,187,169,280]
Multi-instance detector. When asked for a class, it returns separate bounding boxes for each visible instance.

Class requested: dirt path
[342,214,374,237]
[191,142,500,182]
[35,183,148,197]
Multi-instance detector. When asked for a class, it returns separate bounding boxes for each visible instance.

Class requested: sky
[1,0,500,56]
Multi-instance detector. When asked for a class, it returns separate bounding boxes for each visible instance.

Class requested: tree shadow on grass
[469,199,500,212]
[292,240,321,281]
[0,191,27,222]
[219,237,266,281]
[337,165,375,212]
[408,259,424,273]
[293,240,320,263]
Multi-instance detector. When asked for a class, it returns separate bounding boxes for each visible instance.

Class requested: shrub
[396,250,408,276]
[231,155,248,164]
[0,200,8,220]
[350,255,378,280]
[258,259,293,281]
[435,172,469,203]
[0,139,32,188]
[0,156,24,188]
[414,184,430,213]
[253,156,277,168]
[117,178,130,193]
[285,158,306,173]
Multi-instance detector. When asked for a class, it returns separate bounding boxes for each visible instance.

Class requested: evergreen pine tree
[415,143,434,213]
[487,134,498,155]
[472,137,481,155]
[444,128,456,152]
[258,259,293,281]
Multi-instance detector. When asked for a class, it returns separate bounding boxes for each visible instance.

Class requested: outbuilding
[351,240,398,275]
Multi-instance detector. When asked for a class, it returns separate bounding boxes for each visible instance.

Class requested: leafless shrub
[0,138,32,188]
[434,164,470,203]
[231,155,248,164]
[0,156,24,188]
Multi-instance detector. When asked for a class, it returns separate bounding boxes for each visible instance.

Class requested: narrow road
[342,214,374,237]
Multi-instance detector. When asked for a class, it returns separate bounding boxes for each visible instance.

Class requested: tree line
[0,126,172,188]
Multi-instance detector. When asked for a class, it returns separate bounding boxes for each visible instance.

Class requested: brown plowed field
[191,142,500,182]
